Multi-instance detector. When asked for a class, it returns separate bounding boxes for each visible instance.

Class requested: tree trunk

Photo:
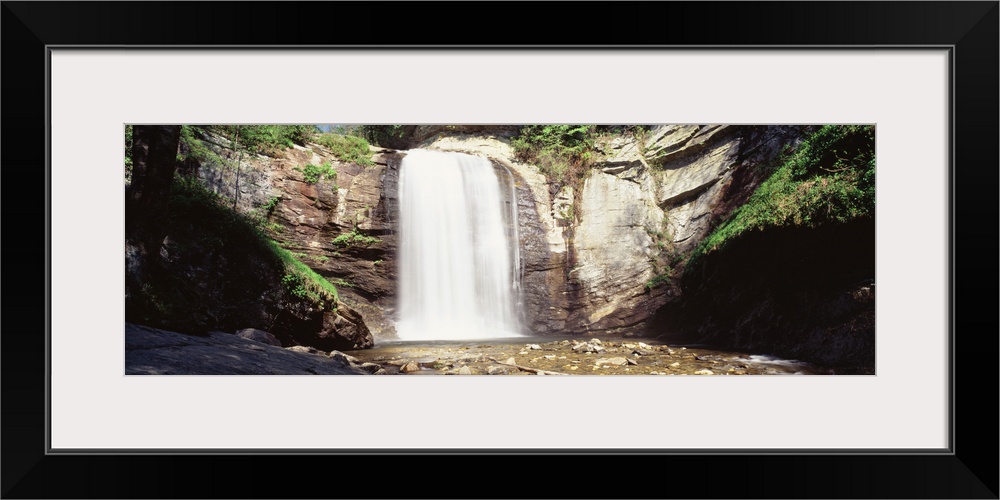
[129,125,180,246]
[125,125,181,280]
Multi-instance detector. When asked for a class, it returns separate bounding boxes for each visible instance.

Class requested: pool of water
[344,335,835,375]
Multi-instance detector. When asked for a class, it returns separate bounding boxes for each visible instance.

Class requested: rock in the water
[694,369,714,375]
[595,357,628,367]
[632,349,656,356]
[527,344,541,350]
[669,362,681,368]
[359,362,386,374]
[487,365,518,375]
[458,365,473,375]
[400,361,422,373]
[235,328,282,347]
[626,358,638,366]
[506,357,516,365]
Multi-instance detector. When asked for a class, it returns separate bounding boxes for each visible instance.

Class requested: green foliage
[332,228,381,247]
[124,125,134,183]
[248,196,282,228]
[261,196,280,215]
[167,176,338,308]
[178,126,226,166]
[314,133,374,166]
[690,125,875,263]
[511,125,597,181]
[281,273,311,300]
[298,162,338,184]
[269,240,339,307]
[372,259,382,266]
[330,278,355,288]
[645,215,677,291]
[359,125,407,147]
[214,125,318,156]
[560,203,575,220]
[645,271,672,291]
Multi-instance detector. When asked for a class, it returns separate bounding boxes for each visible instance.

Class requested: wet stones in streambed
[400,361,422,373]
[487,365,519,375]
[571,339,606,353]
[431,360,453,370]
[359,363,387,375]
[595,357,629,367]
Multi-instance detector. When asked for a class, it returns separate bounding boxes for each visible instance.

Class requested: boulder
[125,323,369,375]
[315,305,374,351]
[235,328,282,347]
[400,361,422,373]
[487,365,518,375]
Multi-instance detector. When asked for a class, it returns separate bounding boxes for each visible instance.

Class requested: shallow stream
[345,335,834,375]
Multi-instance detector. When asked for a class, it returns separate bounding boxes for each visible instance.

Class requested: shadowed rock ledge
[125,323,376,375]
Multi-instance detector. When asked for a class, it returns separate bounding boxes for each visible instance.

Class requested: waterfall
[396,149,522,340]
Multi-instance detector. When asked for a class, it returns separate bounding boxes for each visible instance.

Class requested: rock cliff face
[197,126,809,338]
[420,125,809,334]
[195,137,399,339]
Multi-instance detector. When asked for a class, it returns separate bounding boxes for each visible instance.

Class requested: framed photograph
[3,2,996,498]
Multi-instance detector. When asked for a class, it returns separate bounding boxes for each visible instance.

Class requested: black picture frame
[3,2,997,498]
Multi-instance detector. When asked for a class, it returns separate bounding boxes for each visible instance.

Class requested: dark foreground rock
[125,323,372,375]
[235,328,282,346]
[651,218,876,374]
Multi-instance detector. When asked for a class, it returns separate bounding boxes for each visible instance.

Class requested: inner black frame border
[3,2,996,498]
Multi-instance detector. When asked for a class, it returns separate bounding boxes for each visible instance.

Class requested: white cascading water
[396,149,522,340]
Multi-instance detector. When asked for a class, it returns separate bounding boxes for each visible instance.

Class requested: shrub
[511,125,597,181]
[216,125,318,156]
[298,162,337,184]
[645,272,672,291]
[332,228,380,247]
[177,125,226,166]
[359,125,408,148]
[314,133,374,166]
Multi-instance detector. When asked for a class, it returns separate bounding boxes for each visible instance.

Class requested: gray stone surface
[125,323,370,375]
[235,328,282,346]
